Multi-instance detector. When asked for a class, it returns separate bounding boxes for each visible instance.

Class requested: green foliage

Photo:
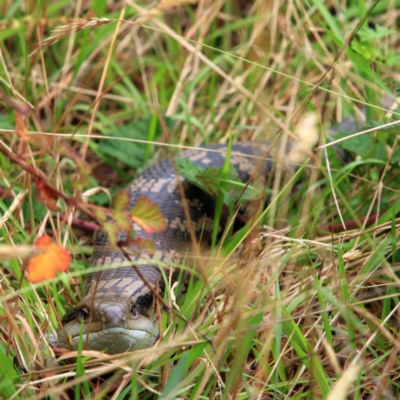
[0,0,399,398]
[351,25,400,66]
[336,130,388,159]
[175,157,263,209]
[97,115,174,169]
[0,343,21,398]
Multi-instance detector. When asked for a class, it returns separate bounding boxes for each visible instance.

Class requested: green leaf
[0,343,19,398]
[114,211,132,233]
[175,157,205,185]
[76,323,91,398]
[236,183,265,203]
[351,41,371,60]
[97,116,172,169]
[94,208,107,223]
[363,120,400,131]
[281,310,330,396]
[130,196,167,234]
[103,222,119,247]
[391,147,400,163]
[160,352,189,400]
[176,157,261,200]
[377,201,400,225]
[212,136,233,247]
[337,131,372,156]
[223,310,264,397]
[337,128,387,159]
[113,189,130,213]
[358,25,396,42]
[198,166,242,192]
[113,189,132,233]
[0,114,14,130]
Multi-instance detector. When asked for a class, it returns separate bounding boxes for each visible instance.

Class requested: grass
[1,0,400,398]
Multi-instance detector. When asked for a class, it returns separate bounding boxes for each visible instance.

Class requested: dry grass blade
[1,0,400,398]
[30,0,200,58]
[0,189,28,228]
[30,18,115,57]
[316,119,400,150]
[326,364,361,400]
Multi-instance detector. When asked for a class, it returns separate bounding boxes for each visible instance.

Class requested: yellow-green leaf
[103,222,119,247]
[130,196,167,234]
[114,189,130,213]
[114,210,132,233]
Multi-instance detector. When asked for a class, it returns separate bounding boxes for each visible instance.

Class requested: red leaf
[35,178,60,211]
[15,112,29,141]
[130,196,167,234]
[25,235,71,283]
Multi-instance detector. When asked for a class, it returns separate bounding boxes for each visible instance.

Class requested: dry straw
[30,0,199,57]
[30,18,114,57]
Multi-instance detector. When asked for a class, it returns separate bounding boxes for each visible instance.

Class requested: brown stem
[57,214,99,233]
[0,142,102,225]
[317,211,387,233]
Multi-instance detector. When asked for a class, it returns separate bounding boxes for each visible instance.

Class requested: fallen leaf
[15,112,29,141]
[25,235,71,283]
[130,196,167,234]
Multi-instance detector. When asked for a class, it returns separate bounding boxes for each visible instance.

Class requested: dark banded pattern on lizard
[57,142,277,354]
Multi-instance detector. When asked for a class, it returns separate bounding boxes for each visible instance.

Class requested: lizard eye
[130,305,139,317]
[61,307,90,324]
[77,308,90,321]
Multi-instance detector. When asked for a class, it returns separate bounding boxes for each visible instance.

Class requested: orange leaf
[25,235,71,283]
[35,178,60,211]
[15,112,29,141]
[130,196,167,234]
